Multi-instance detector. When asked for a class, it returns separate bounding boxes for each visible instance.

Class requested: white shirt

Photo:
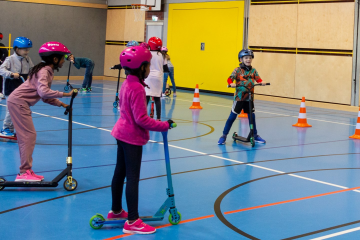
[144,51,167,97]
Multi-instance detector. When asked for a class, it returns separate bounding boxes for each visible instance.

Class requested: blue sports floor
[1,80,360,240]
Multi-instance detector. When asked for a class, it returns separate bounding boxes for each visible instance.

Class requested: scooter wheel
[165,88,172,96]
[168,211,182,225]
[0,178,5,191]
[64,86,69,91]
[113,101,118,108]
[63,178,78,191]
[89,214,105,229]
[250,137,255,147]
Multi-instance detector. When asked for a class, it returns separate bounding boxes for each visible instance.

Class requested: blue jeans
[82,60,95,88]
[162,67,176,93]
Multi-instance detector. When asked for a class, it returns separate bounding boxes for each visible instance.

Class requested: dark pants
[111,140,143,221]
[82,61,95,88]
[146,96,161,120]
[0,76,3,93]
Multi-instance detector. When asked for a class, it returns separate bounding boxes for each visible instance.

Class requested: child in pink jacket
[108,45,175,235]
[7,42,76,182]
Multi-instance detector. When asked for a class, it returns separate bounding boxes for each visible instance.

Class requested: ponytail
[28,54,63,79]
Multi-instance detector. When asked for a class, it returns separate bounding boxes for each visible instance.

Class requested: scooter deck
[0,181,58,187]
[0,135,17,141]
[232,133,250,142]
[100,216,163,225]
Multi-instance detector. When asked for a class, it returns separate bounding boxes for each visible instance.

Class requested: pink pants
[7,102,36,173]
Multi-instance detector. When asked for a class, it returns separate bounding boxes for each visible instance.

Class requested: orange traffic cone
[238,110,248,118]
[350,108,360,139]
[293,97,312,127]
[189,84,203,109]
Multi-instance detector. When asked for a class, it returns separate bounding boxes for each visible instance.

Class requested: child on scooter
[0,37,34,138]
[218,49,267,145]
[108,45,175,234]
[66,54,94,92]
[7,42,76,181]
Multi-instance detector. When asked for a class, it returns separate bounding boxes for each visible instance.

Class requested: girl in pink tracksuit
[107,45,175,235]
[7,42,76,182]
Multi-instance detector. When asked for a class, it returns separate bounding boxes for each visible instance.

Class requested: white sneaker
[0,93,4,99]
[173,93,177,97]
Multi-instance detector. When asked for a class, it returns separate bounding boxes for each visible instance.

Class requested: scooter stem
[161,131,175,196]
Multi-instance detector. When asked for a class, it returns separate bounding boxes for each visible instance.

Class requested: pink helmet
[39,42,71,57]
[140,42,150,50]
[161,46,168,52]
[120,46,152,69]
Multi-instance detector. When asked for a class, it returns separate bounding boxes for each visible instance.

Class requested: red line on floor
[104,186,360,239]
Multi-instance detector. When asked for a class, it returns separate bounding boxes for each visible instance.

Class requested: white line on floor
[310,226,360,239]
[175,98,357,127]
[1,103,359,195]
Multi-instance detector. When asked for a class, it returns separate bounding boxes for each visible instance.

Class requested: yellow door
[168,1,244,94]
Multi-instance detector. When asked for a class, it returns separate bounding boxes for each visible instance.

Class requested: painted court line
[105,186,360,239]
[176,98,357,127]
[1,103,357,193]
[310,226,360,239]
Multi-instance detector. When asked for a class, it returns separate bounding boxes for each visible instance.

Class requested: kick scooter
[0,89,79,191]
[64,58,73,91]
[89,123,181,229]
[231,82,270,147]
[110,64,122,108]
[150,96,155,118]
[0,76,26,141]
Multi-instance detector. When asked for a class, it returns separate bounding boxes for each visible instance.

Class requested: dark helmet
[238,49,254,60]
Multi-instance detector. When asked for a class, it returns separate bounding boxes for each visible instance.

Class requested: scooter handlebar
[64,89,78,115]
[171,123,177,128]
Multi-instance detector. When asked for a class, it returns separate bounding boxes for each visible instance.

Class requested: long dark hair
[126,62,150,88]
[29,54,63,79]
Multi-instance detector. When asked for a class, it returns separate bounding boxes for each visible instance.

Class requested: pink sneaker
[15,170,42,182]
[30,170,44,180]
[107,210,128,219]
[123,219,156,234]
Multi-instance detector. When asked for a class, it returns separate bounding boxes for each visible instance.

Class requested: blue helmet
[126,41,139,47]
[238,49,254,60]
[13,37,33,49]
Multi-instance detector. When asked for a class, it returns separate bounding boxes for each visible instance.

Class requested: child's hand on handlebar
[63,90,77,97]
[167,119,175,129]
[11,73,20,79]
[261,82,267,86]
[229,83,236,88]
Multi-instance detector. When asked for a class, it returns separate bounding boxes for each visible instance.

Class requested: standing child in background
[218,49,266,145]
[0,32,9,99]
[111,40,139,71]
[108,45,175,234]
[161,46,176,97]
[7,42,76,181]
[0,37,34,138]
[66,54,94,92]
[144,37,168,120]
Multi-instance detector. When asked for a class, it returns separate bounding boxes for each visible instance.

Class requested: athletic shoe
[218,135,226,145]
[87,87,92,92]
[15,170,42,182]
[0,128,15,137]
[173,92,177,97]
[0,93,5,99]
[79,88,87,92]
[254,134,266,143]
[107,210,128,219]
[123,219,156,234]
[29,169,44,180]
[161,93,166,98]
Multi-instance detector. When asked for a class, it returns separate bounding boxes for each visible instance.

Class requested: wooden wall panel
[124,9,145,41]
[248,5,298,48]
[295,54,352,104]
[253,52,296,98]
[106,9,125,41]
[297,3,355,50]
[104,45,126,78]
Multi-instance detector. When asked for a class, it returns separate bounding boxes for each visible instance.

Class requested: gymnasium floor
[1,80,360,240]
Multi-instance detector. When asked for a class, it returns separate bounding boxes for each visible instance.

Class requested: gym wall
[0,0,107,77]
[104,8,145,79]
[249,1,354,105]
[167,1,244,94]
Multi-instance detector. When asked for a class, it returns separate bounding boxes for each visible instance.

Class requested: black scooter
[0,89,79,191]
[231,83,270,147]
[110,64,122,108]
[64,60,74,91]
